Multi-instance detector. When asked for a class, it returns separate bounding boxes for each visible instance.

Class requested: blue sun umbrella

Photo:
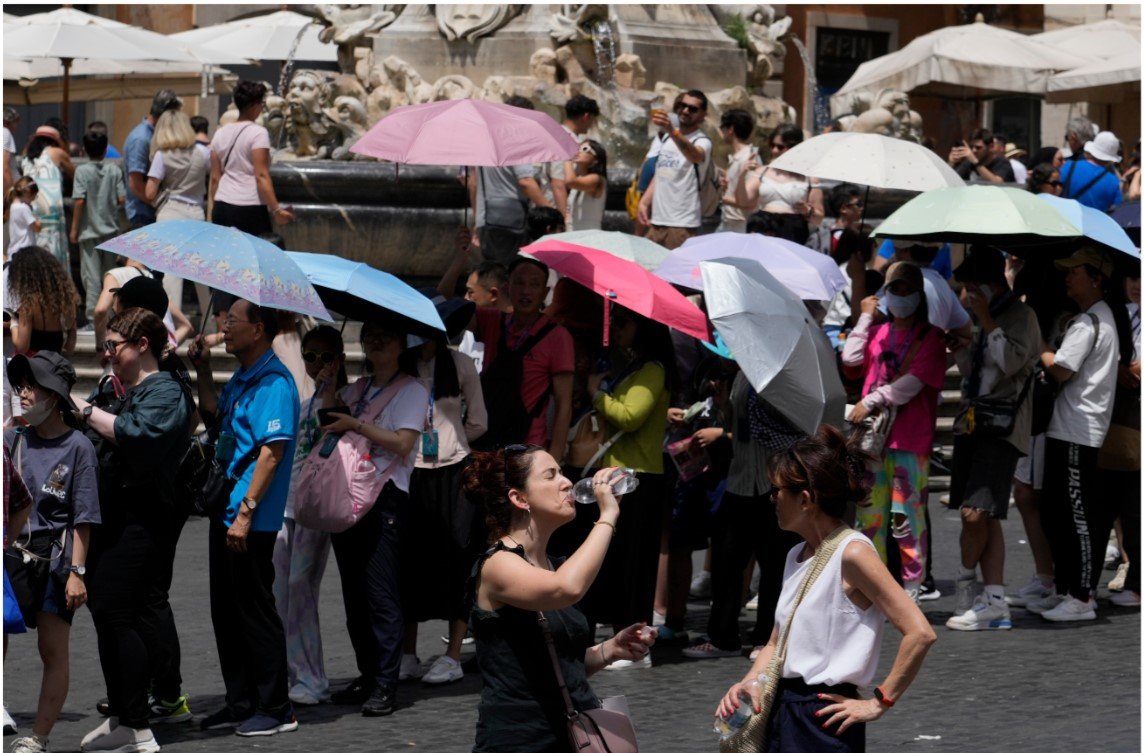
[286,252,445,338]
[1037,194,1140,259]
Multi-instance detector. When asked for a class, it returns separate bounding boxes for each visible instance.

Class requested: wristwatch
[873,686,895,708]
[241,496,259,512]
[68,564,86,577]
[82,405,94,422]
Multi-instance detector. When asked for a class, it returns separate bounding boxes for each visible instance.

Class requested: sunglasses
[579,144,596,155]
[1047,181,1062,187]
[504,444,528,491]
[676,103,703,114]
[102,337,138,355]
[302,350,338,364]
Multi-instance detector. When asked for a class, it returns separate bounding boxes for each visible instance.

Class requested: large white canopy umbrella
[3,8,241,126]
[1046,51,1142,104]
[1031,19,1140,61]
[170,10,336,64]
[769,132,965,192]
[830,17,1094,114]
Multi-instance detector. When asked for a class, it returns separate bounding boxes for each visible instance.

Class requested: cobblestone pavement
[4,499,1139,752]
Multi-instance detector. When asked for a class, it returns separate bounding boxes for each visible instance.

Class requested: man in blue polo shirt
[189,298,300,737]
[123,89,181,229]
[1060,130,1124,211]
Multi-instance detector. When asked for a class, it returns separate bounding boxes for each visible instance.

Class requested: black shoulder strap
[220,122,254,175]
[1066,163,1114,201]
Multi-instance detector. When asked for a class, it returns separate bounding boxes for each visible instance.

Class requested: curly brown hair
[6,246,79,328]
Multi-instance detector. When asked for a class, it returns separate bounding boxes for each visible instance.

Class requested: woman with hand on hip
[717,426,935,752]
[463,446,656,752]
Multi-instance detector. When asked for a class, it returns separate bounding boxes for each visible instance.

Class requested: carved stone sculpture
[436,5,522,43]
[612,54,646,90]
[316,4,405,75]
[530,49,560,86]
[709,5,790,87]
[432,75,478,102]
[549,4,610,45]
[326,96,370,160]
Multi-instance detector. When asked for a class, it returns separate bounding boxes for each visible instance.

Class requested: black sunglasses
[302,350,338,364]
[504,444,529,492]
[677,103,703,114]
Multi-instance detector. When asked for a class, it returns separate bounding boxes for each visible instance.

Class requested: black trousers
[212,201,273,238]
[88,506,170,729]
[1098,467,1141,594]
[208,520,289,716]
[152,508,188,701]
[331,483,406,691]
[708,491,800,650]
[1042,438,1104,600]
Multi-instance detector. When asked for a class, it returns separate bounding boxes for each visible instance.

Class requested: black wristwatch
[68,564,86,577]
[82,405,94,422]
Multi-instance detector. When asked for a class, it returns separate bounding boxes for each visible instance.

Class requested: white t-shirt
[211,122,272,206]
[1047,300,1119,447]
[7,201,37,255]
[458,330,485,373]
[1010,159,1028,185]
[650,129,712,229]
[337,377,430,494]
[2,127,14,156]
[721,144,755,226]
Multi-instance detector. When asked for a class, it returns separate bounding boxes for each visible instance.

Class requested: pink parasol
[521,240,711,344]
[349,98,579,166]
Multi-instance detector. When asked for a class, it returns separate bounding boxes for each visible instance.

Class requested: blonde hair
[150,110,196,158]
[7,175,37,204]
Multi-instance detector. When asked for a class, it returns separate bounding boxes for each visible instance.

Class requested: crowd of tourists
[1,80,1139,753]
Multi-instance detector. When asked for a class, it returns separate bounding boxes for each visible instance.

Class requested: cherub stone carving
[549,4,610,45]
[710,5,790,87]
[316,4,405,75]
[326,96,370,160]
[432,75,477,102]
[286,69,339,157]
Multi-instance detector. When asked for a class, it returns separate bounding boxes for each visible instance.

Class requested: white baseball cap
[1084,131,1121,163]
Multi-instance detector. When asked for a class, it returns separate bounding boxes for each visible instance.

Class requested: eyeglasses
[15,383,36,397]
[302,350,338,364]
[222,317,255,329]
[102,338,137,355]
[677,103,703,114]
[1047,180,1062,187]
[361,332,398,347]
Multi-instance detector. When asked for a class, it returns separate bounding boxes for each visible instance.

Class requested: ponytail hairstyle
[430,340,461,400]
[8,176,37,204]
[461,444,545,543]
[107,307,172,367]
[768,424,874,523]
[302,325,348,390]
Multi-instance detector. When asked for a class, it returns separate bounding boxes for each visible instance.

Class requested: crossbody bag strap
[1071,165,1114,201]
[537,610,579,719]
[220,123,254,177]
[890,325,930,385]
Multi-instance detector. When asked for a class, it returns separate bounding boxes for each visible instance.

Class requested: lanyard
[352,370,401,418]
[426,386,435,427]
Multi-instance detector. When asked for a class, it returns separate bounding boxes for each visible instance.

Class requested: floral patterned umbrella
[97,220,332,321]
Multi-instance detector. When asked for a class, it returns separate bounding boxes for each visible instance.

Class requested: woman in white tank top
[716,425,936,752]
[563,139,608,231]
[734,124,824,245]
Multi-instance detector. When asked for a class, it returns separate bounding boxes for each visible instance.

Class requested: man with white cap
[1060,131,1124,211]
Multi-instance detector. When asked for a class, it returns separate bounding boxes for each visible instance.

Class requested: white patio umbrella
[170,10,335,64]
[830,17,1094,114]
[3,8,241,127]
[769,132,965,192]
[700,256,846,435]
[1046,51,1142,104]
[1031,19,1140,61]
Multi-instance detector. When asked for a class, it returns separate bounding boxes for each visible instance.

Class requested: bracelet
[599,641,611,665]
[594,520,616,533]
[671,128,682,139]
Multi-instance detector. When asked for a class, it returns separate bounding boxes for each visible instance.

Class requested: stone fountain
[257,4,924,277]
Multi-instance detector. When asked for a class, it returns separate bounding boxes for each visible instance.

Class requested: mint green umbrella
[540,230,671,272]
[872,185,1081,247]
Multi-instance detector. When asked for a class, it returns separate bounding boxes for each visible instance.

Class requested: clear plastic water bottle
[572,467,639,504]
[713,675,766,740]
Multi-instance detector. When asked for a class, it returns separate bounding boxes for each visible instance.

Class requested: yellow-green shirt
[592,361,669,474]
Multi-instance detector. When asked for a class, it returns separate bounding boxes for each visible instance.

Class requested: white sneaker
[1025,593,1066,614]
[689,570,712,600]
[10,736,49,753]
[440,634,474,646]
[1006,575,1053,607]
[651,611,666,627]
[603,655,652,671]
[3,706,16,736]
[421,656,463,685]
[1041,596,1097,622]
[79,724,159,753]
[1105,543,1121,569]
[1110,590,1141,607]
[953,577,981,615]
[398,653,422,681]
[744,594,758,611]
[81,718,118,749]
[1108,563,1129,592]
[946,596,1012,631]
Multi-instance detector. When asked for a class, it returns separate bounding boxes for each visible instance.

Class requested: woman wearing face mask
[842,262,949,601]
[4,352,99,753]
[272,325,348,706]
[70,308,195,752]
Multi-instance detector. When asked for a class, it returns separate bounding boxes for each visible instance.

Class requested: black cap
[417,287,476,340]
[112,276,168,318]
[954,245,1007,285]
[7,352,77,411]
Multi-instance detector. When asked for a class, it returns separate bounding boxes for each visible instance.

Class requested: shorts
[4,535,73,629]
[1013,433,1045,490]
[950,434,1021,519]
[646,224,698,250]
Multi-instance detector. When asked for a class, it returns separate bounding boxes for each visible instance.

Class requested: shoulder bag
[721,525,855,753]
[538,611,639,753]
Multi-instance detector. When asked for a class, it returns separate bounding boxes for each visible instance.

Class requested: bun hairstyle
[769,425,874,521]
[461,445,544,543]
[108,307,173,364]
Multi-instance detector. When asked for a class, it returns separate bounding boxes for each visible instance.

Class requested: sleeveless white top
[774,531,884,687]
[757,167,809,212]
[568,186,606,231]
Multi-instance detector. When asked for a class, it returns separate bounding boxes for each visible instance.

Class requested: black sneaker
[331,677,374,705]
[361,686,395,717]
[919,576,941,602]
[199,707,251,731]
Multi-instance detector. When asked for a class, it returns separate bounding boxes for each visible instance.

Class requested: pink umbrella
[521,240,711,344]
[349,99,579,166]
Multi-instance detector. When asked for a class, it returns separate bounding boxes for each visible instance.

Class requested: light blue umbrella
[97,220,331,320]
[286,252,445,338]
[1037,194,1140,259]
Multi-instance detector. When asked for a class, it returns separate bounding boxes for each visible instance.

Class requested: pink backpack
[293,376,414,533]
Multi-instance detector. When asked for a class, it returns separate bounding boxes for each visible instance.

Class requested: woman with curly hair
[5,245,79,354]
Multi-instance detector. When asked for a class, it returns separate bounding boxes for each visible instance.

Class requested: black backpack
[472,314,558,451]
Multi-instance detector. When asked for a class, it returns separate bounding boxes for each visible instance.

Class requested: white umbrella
[1031,19,1140,61]
[769,132,965,192]
[830,17,1094,112]
[170,10,335,64]
[700,256,846,435]
[1047,51,1141,104]
[655,232,847,301]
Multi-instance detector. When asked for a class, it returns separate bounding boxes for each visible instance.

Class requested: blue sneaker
[234,710,299,737]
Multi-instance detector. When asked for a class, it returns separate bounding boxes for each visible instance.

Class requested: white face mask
[22,395,57,427]
[978,285,995,306]
[885,291,921,319]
